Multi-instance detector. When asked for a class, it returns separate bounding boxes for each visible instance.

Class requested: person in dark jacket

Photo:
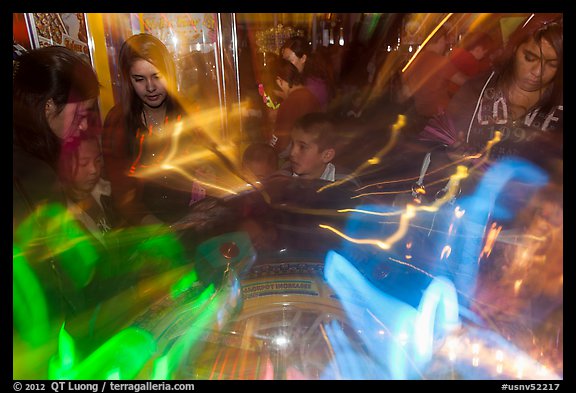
[13,45,101,320]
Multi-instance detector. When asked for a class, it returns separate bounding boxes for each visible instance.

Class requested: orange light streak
[208,347,225,380]
[479,222,502,259]
[217,348,232,380]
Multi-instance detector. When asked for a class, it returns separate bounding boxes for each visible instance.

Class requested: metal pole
[312,13,317,51]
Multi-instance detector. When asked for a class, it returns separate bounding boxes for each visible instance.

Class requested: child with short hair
[286,112,343,181]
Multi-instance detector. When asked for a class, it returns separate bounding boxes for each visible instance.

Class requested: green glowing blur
[14,203,98,289]
[49,323,77,379]
[170,269,200,299]
[49,326,156,380]
[13,244,50,346]
[127,225,187,274]
[14,201,241,381]
[57,323,76,370]
[151,284,222,379]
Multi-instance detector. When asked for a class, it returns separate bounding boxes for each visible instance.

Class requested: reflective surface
[13,12,563,381]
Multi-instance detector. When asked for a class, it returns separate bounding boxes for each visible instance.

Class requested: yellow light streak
[317,114,406,193]
[319,224,390,250]
[402,13,454,74]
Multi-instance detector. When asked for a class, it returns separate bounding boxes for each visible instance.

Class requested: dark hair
[13,46,100,167]
[281,36,334,93]
[494,14,563,113]
[242,142,278,169]
[276,59,304,87]
[58,130,101,187]
[281,36,311,59]
[117,33,184,135]
[292,112,339,152]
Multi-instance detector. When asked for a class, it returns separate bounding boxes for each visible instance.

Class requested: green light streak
[49,323,77,380]
[151,284,220,379]
[14,203,99,289]
[50,327,156,380]
[131,228,186,271]
[170,269,200,299]
[57,322,76,370]
[150,355,170,380]
[13,244,51,346]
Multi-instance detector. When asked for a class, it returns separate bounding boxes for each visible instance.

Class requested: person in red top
[450,31,495,76]
[401,26,467,120]
[270,59,323,161]
[447,31,495,96]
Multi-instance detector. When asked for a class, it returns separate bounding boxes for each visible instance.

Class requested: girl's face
[45,98,97,140]
[513,36,559,93]
[129,59,169,108]
[72,138,103,194]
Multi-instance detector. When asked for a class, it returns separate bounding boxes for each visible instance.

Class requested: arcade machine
[13,13,563,381]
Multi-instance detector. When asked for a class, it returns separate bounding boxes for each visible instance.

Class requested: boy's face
[289,128,334,180]
[72,138,103,194]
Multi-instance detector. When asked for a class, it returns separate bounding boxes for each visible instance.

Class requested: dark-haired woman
[420,14,563,168]
[14,45,101,227]
[13,45,102,320]
[417,15,563,356]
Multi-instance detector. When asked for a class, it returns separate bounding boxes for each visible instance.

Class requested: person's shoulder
[449,47,471,59]
[449,48,476,67]
[466,69,494,88]
[282,87,316,106]
[291,86,316,98]
[450,70,494,102]
[103,104,125,126]
[293,86,322,108]
[13,144,64,221]
[333,165,361,186]
[306,75,328,86]
[13,144,51,174]
[305,76,330,94]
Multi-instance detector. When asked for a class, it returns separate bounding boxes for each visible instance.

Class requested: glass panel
[98,13,241,142]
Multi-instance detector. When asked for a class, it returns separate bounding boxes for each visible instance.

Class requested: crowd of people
[13,13,563,373]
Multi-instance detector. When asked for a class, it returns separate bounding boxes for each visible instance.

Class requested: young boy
[286,112,342,181]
